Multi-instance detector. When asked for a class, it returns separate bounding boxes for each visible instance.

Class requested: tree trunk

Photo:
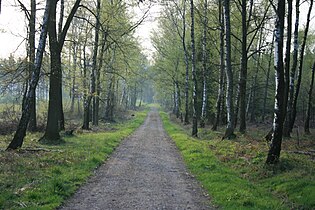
[304,62,315,134]
[283,0,300,137]
[7,0,51,150]
[28,0,37,132]
[266,0,285,164]
[190,0,198,137]
[262,36,274,122]
[238,0,248,133]
[223,0,235,139]
[289,0,313,133]
[43,0,81,140]
[92,0,101,126]
[200,0,208,128]
[182,0,190,125]
[212,0,224,131]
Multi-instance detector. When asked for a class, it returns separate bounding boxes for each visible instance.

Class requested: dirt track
[59,109,212,210]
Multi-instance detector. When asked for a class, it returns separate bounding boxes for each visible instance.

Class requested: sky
[0,0,314,60]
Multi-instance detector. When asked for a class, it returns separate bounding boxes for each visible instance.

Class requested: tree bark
[223,0,235,139]
[190,0,198,137]
[212,0,224,131]
[43,0,81,141]
[304,62,315,134]
[7,0,51,150]
[92,0,101,126]
[266,0,285,164]
[283,0,300,137]
[200,0,208,128]
[289,0,313,133]
[28,0,37,132]
[182,0,190,125]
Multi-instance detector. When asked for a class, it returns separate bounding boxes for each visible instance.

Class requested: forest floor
[59,109,213,210]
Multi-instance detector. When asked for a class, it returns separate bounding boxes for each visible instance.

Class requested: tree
[190,0,198,137]
[200,0,208,128]
[266,0,285,164]
[42,0,81,142]
[304,61,315,134]
[7,0,51,150]
[289,0,314,134]
[223,0,235,139]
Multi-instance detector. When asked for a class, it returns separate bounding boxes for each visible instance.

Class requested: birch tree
[266,0,285,164]
[7,0,51,150]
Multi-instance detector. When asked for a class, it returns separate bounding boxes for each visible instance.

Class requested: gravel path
[59,109,212,210]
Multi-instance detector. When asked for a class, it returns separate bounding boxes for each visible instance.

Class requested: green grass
[0,110,147,210]
[160,111,315,209]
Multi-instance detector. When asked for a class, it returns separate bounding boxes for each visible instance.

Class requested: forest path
[59,109,212,210]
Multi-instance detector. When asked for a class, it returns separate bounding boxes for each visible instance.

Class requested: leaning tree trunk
[223,0,235,139]
[190,0,198,137]
[266,0,285,164]
[28,0,37,132]
[289,0,313,133]
[283,0,300,137]
[304,62,315,134]
[200,0,208,128]
[7,0,51,150]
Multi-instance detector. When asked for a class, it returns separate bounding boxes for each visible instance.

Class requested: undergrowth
[0,110,147,210]
[160,111,315,210]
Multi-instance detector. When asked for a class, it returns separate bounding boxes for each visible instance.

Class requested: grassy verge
[0,110,147,210]
[160,111,315,209]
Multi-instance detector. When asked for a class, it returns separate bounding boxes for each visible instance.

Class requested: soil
[59,109,213,210]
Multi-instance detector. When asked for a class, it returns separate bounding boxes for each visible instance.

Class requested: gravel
[59,109,213,210]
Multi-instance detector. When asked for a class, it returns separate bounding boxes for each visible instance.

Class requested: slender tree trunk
[283,0,292,122]
[182,0,190,125]
[212,0,224,131]
[223,0,235,139]
[7,0,51,150]
[266,0,285,164]
[200,0,208,128]
[190,0,198,137]
[284,0,300,137]
[82,42,90,129]
[92,0,101,126]
[290,0,313,132]
[305,62,315,134]
[239,0,247,133]
[262,36,274,122]
[28,0,37,132]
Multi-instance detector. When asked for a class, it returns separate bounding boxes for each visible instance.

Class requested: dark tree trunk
[28,0,37,132]
[92,0,101,126]
[190,0,198,137]
[266,0,285,164]
[290,0,313,132]
[200,0,208,128]
[43,0,81,141]
[238,0,248,133]
[284,0,300,137]
[283,0,292,122]
[223,0,235,139]
[7,0,51,150]
[212,0,224,131]
[182,0,190,125]
[305,62,315,134]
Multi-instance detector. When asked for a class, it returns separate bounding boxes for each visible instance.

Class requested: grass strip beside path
[0,110,147,210]
[160,112,287,210]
